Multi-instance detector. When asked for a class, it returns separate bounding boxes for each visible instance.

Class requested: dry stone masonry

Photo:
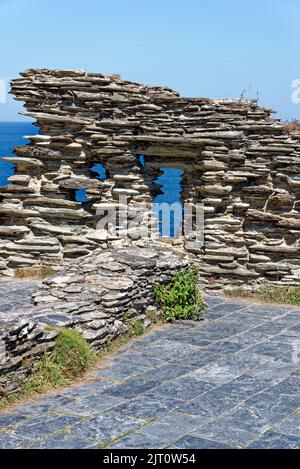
[0,245,188,396]
[0,68,300,288]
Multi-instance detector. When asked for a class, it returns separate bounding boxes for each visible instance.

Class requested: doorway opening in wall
[153,167,184,238]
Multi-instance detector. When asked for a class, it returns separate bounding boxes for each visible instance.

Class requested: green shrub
[153,267,206,322]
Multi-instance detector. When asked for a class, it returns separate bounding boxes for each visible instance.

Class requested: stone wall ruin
[0,68,300,289]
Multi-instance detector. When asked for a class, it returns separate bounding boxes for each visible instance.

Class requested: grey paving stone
[153,376,213,401]
[54,394,126,417]
[140,363,191,382]
[250,359,298,381]
[177,388,243,418]
[69,411,145,445]
[0,413,26,430]
[136,340,202,359]
[170,350,220,368]
[30,433,96,449]
[172,435,233,449]
[274,412,300,437]
[191,407,272,447]
[0,433,30,449]
[246,305,290,319]
[213,373,274,401]
[166,331,212,347]
[248,431,300,449]
[59,379,115,397]
[243,391,300,424]
[139,411,207,443]
[113,394,182,420]
[104,378,160,398]
[108,432,165,449]
[250,321,287,336]
[12,414,81,440]
[248,340,295,363]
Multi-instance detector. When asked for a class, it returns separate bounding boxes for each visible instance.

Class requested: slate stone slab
[248,431,300,449]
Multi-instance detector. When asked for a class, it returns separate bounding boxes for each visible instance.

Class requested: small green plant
[133,320,144,336]
[153,267,206,322]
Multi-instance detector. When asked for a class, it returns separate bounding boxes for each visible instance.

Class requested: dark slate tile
[248,341,294,363]
[140,411,208,443]
[30,433,96,449]
[204,339,244,355]
[113,394,182,420]
[269,376,300,397]
[250,321,286,337]
[250,359,298,381]
[227,331,270,350]
[104,378,160,398]
[135,340,202,359]
[244,391,300,424]
[245,305,289,319]
[248,431,300,449]
[216,373,274,400]
[208,301,247,315]
[0,433,30,449]
[0,413,26,430]
[202,295,225,306]
[70,411,145,445]
[54,394,126,417]
[108,432,164,449]
[177,388,243,418]
[166,332,212,347]
[153,376,213,401]
[275,412,300,437]
[191,406,271,447]
[13,414,81,440]
[170,350,220,368]
[172,435,232,449]
[141,363,191,382]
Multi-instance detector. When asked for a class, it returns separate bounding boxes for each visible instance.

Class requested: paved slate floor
[0,284,300,449]
[0,280,39,314]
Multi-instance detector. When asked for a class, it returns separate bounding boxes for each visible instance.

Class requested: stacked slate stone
[0,245,188,396]
[0,68,299,288]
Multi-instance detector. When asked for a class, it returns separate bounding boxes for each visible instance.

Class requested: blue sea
[0,121,38,186]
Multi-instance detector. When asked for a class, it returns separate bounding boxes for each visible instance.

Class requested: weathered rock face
[0,68,300,288]
[0,245,188,396]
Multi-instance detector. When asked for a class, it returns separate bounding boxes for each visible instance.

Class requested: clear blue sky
[0,0,300,121]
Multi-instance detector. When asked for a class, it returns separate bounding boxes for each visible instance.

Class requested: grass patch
[153,266,206,322]
[226,285,300,306]
[0,328,97,410]
[133,320,144,336]
[15,266,56,279]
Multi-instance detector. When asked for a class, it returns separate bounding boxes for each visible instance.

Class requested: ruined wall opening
[153,167,184,238]
[75,163,107,203]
